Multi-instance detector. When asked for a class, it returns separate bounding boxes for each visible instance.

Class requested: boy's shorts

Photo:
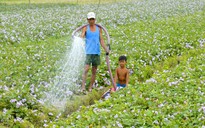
[85,54,101,66]
[117,83,126,88]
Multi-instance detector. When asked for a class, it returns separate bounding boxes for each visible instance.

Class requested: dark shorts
[85,54,101,66]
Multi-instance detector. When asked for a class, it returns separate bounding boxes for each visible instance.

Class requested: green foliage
[0,37,68,127]
[50,49,205,127]
[63,88,107,116]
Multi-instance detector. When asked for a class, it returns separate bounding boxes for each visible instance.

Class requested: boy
[114,55,129,89]
[102,56,129,99]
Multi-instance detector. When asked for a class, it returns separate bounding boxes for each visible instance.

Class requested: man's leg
[81,65,90,91]
[89,66,97,91]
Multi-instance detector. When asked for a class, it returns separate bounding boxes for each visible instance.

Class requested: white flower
[21,98,27,103]
[153,120,159,125]
[146,98,149,100]
[56,113,61,118]
[116,121,123,128]
[168,81,178,86]
[66,90,73,96]
[43,123,48,127]
[158,103,164,108]
[101,73,105,76]
[114,114,118,118]
[48,112,53,116]
[3,108,7,114]
[199,106,205,114]
[76,115,81,119]
[119,94,124,97]
[105,80,111,85]
[14,117,24,123]
[164,118,169,121]
[185,43,193,49]
[16,101,23,108]
[146,78,157,83]
[3,86,9,91]
[10,99,17,103]
[153,110,158,115]
[32,110,38,113]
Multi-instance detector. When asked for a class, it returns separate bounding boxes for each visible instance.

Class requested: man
[80,12,109,93]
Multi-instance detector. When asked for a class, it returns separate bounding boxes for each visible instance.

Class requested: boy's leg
[82,65,90,91]
[89,66,97,91]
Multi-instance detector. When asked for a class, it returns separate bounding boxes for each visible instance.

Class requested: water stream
[43,36,85,109]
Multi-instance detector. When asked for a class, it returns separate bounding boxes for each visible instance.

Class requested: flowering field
[0,0,127,4]
[0,0,205,127]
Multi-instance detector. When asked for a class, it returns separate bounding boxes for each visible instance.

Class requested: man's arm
[99,28,109,53]
[81,26,86,38]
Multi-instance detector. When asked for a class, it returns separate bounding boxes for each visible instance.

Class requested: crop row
[0,0,204,43]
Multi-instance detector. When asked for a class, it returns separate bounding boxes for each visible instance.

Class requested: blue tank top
[85,25,100,55]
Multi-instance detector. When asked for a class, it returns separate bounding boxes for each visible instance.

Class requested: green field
[0,0,205,127]
[0,0,127,4]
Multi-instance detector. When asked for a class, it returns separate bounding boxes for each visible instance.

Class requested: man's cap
[87,12,95,19]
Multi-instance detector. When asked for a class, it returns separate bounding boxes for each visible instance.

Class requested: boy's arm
[126,69,130,86]
[114,68,118,86]
[81,26,86,38]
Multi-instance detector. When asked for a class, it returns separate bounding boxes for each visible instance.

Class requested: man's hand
[106,50,110,55]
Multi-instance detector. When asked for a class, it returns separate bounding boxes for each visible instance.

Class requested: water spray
[72,23,116,90]
[42,36,85,110]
